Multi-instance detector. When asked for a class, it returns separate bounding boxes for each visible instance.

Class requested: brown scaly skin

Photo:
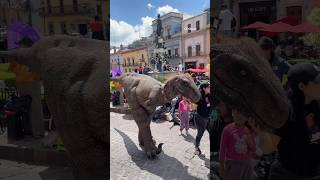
[1,35,107,180]
[113,73,200,159]
[212,38,289,131]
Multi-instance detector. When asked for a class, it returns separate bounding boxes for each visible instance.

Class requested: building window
[59,0,64,13]
[168,49,171,57]
[73,0,78,12]
[127,58,130,66]
[132,58,135,65]
[286,6,302,24]
[97,4,102,16]
[142,54,144,60]
[48,23,54,35]
[187,24,191,33]
[47,0,52,14]
[196,45,201,56]
[199,63,205,69]
[175,48,179,57]
[125,69,127,72]
[196,21,200,30]
[60,22,67,34]
[188,46,192,57]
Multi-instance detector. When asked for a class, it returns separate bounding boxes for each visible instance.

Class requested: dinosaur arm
[145,85,162,107]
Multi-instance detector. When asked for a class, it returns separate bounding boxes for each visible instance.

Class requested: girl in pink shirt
[219,109,256,180]
[178,97,191,135]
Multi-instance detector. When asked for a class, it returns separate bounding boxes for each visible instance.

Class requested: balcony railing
[40,3,94,16]
[185,51,208,58]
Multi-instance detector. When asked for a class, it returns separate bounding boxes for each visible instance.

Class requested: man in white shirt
[218,4,234,37]
[178,63,183,72]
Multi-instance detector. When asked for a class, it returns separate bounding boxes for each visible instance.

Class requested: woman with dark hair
[269,63,320,180]
[194,82,211,155]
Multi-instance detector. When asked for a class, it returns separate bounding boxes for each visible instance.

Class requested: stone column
[17,81,44,137]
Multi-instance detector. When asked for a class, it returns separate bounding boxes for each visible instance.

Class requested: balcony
[186,51,207,58]
[40,3,94,16]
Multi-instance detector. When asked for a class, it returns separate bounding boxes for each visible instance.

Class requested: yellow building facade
[40,0,107,36]
[120,47,148,73]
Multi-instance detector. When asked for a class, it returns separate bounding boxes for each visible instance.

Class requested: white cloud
[110,16,155,47]
[183,13,193,20]
[147,3,155,10]
[157,5,180,16]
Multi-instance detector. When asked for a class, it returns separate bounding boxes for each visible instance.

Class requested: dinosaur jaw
[213,72,289,132]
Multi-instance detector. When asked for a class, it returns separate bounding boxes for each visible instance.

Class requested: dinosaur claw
[156,143,164,154]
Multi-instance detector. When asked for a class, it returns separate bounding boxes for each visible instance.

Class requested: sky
[110,0,210,47]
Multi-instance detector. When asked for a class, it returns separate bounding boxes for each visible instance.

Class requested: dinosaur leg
[133,107,162,159]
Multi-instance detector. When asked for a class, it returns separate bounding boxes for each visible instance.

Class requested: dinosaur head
[164,73,200,103]
[212,38,289,131]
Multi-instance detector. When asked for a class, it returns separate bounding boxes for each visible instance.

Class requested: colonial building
[40,0,107,36]
[181,9,210,69]
[228,0,318,34]
[110,48,123,71]
[120,47,148,73]
[151,12,183,68]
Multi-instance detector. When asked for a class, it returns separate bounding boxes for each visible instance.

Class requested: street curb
[110,107,131,114]
[0,145,71,166]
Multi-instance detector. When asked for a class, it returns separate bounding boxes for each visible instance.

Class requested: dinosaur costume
[1,35,107,180]
[211,38,290,152]
[113,73,200,158]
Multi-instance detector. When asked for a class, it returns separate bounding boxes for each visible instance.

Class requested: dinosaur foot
[140,143,164,159]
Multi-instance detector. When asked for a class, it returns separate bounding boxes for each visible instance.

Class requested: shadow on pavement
[114,128,201,180]
[122,114,133,120]
[39,166,75,180]
[181,133,196,144]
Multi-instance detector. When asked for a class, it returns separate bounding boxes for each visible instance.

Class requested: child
[178,97,191,136]
[219,109,256,180]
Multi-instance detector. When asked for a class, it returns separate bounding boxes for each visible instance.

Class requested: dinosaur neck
[162,81,178,102]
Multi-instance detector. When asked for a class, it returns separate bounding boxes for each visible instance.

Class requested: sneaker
[194,147,201,155]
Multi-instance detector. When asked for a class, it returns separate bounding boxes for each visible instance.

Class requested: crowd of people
[167,37,320,180]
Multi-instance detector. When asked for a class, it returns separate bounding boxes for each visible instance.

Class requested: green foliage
[304,8,320,47]
[307,8,320,25]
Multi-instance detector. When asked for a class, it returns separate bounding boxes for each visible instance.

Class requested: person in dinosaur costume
[211,37,290,153]
[112,73,200,158]
[1,35,107,180]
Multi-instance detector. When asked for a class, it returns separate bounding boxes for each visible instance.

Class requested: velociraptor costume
[1,35,107,180]
[212,38,290,132]
[112,73,200,158]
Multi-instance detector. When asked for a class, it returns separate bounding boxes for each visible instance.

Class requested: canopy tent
[259,22,293,33]
[240,21,270,30]
[186,68,208,73]
[289,22,320,33]
[275,16,298,26]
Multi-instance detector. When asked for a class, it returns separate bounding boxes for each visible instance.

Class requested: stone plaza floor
[110,112,211,180]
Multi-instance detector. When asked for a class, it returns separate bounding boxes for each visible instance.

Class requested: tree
[304,8,320,47]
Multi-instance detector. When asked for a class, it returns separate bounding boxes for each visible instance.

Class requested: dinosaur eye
[240,69,247,76]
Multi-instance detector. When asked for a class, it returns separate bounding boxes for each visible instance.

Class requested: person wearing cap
[258,36,291,87]
[268,63,320,179]
[194,82,211,155]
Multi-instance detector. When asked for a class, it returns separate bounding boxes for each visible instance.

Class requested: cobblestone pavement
[0,159,75,180]
[110,112,211,180]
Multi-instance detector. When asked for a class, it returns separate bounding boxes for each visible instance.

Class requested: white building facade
[181,9,210,69]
